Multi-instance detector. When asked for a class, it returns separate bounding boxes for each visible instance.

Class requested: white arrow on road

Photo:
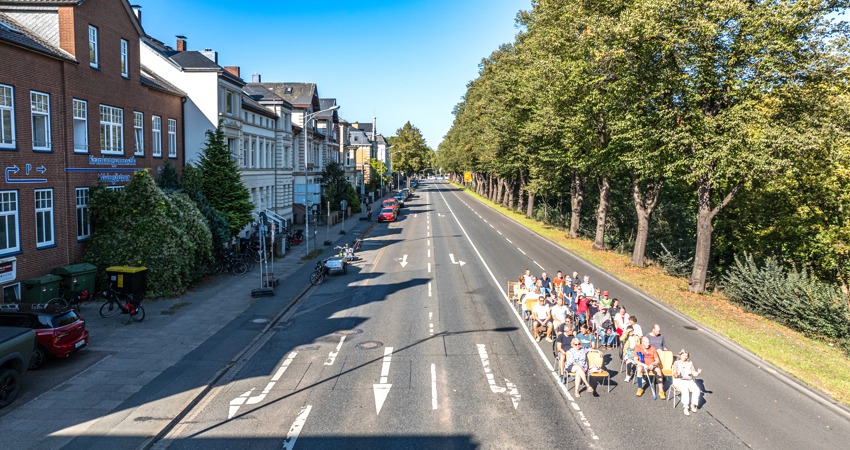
[400,254,408,268]
[228,351,297,419]
[449,253,466,267]
[438,213,446,217]
[477,344,521,409]
[373,346,394,415]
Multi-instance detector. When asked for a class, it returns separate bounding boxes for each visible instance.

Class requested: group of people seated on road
[512,269,704,414]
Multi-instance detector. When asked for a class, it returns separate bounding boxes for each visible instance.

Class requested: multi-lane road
[155,180,850,449]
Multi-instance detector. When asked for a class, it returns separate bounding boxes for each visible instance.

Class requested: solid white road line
[437,186,598,440]
[431,363,438,410]
[324,335,346,366]
[281,405,312,450]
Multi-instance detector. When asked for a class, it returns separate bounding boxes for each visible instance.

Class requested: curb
[140,222,376,450]
[449,181,850,423]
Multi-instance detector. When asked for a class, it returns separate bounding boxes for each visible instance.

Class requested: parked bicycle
[99,288,145,321]
[309,261,326,286]
[44,285,91,312]
[214,251,249,275]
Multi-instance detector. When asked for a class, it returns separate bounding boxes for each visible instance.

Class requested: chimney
[252,73,261,83]
[224,66,240,78]
[131,5,142,24]
[176,35,187,52]
[201,48,217,63]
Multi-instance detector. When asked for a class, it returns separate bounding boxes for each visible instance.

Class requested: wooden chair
[523,295,540,330]
[587,349,611,393]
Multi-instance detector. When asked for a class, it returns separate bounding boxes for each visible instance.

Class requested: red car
[378,207,397,222]
[382,198,399,213]
[0,304,89,369]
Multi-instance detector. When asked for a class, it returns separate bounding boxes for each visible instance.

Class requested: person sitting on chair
[599,291,613,310]
[532,296,553,342]
[592,306,617,350]
[539,272,552,296]
[620,326,639,382]
[634,336,665,399]
[628,314,643,337]
[565,338,595,398]
[647,324,668,351]
[673,349,703,415]
[551,295,570,335]
[576,324,596,349]
[614,306,630,336]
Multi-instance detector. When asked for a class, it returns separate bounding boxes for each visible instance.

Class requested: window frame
[120,39,129,78]
[75,187,90,240]
[88,25,99,69]
[30,91,51,151]
[0,190,19,255]
[72,98,88,153]
[0,83,15,149]
[99,104,124,155]
[34,188,54,248]
[151,115,162,157]
[167,118,177,158]
[133,111,144,156]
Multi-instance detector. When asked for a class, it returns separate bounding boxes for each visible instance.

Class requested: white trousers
[673,378,701,406]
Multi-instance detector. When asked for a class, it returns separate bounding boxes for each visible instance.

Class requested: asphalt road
[155,180,850,449]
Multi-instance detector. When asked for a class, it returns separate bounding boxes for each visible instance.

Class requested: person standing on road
[672,349,703,415]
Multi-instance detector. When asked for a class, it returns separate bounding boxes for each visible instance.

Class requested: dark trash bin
[52,263,97,298]
[22,274,63,303]
[106,266,148,299]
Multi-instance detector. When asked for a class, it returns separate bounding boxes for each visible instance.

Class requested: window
[0,84,14,148]
[88,25,98,68]
[120,39,129,77]
[73,99,87,152]
[167,118,177,158]
[2,284,19,303]
[35,189,53,247]
[0,191,18,254]
[152,115,161,157]
[76,188,90,240]
[30,91,50,150]
[99,105,123,154]
[133,111,144,156]
[225,90,234,115]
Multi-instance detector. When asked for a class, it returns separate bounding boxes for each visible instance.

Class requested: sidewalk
[0,211,376,450]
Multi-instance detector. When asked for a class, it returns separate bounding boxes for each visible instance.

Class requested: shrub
[656,243,693,278]
[723,253,850,353]
[85,171,213,297]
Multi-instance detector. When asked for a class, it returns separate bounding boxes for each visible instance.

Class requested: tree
[157,160,180,191]
[391,122,432,176]
[320,161,350,211]
[197,127,253,236]
[369,158,389,190]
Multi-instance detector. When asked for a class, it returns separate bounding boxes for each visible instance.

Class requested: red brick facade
[0,0,184,301]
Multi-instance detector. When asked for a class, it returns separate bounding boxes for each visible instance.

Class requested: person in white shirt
[628,315,643,337]
[523,268,535,290]
[580,275,595,298]
[551,296,570,334]
[672,349,703,416]
[614,306,630,335]
[532,296,553,342]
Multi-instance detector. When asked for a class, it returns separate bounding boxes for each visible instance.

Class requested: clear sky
[137,0,528,148]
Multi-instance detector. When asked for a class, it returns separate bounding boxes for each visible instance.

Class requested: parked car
[394,194,405,207]
[382,198,399,212]
[0,304,89,370]
[378,207,397,222]
[0,326,36,408]
[401,188,411,199]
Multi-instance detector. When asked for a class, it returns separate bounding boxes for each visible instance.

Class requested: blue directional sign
[5,165,47,184]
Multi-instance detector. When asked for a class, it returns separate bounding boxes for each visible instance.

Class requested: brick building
[0,0,184,302]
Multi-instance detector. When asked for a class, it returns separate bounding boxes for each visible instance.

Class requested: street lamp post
[303,105,339,257]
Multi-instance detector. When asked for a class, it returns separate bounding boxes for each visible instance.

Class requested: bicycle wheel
[213,260,225,275]
[242,256,255,272]
[100,300,121,318]
[309,270,324,286]
[131,305,145,322]
[45,297,70,309]
[232,261,249,275]
[252,249,262,263]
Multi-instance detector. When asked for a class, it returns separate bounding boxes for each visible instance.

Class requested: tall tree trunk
[526,192,535,218]
[507,178,516,210]
[688,175,743,292]
[593,174,610,250]
[489,174,496,202]
[631,172,663,267]
[497,177,505,206]
[518,172,527,213]
[569,170,586,238]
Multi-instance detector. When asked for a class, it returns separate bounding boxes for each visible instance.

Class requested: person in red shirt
[552,271,565,296]
[576,294,590,326]
[634,336,665,399]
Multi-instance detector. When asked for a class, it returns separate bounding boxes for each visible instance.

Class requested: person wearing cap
[672,349,703,415]
[599,291,613,310]
[531,296,554,342]
[592,306,616,350]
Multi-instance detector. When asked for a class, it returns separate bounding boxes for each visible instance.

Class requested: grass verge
[455,182,850,406]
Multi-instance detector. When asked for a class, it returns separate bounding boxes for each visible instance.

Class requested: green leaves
[197,127,254,237]
[390,122,433,175]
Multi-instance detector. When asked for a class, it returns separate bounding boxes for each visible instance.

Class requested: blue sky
[137,0,528,148]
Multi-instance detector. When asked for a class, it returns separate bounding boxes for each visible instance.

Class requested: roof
[353,122,373,133]
[140,65,186,97]
[349,128,372,145]
[0,1,82,4]
[141,36,244,86]
[241,93,277,118]
[260,82,319,109]
[0,11,74,61]
[244,83,294,109]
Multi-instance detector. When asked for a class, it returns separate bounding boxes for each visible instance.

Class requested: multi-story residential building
[141,38,294,232]
[338,118,357,188]
[0,0,184,302]
[252,82,334,225]
[347,123,375,202]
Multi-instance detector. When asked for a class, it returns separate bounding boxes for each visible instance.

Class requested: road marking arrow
[282,405,312,450]
[449,253,466,267]
[228,351,297,418]
[324,335,345,366]
[477,344,521,409]
[373,346,393,414]
[400,254,408,268]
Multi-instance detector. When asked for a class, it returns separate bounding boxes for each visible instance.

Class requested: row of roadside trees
[437,0,850,296]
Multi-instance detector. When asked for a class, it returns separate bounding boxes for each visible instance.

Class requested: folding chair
[587,350,611,393]
[523,296,539,330]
